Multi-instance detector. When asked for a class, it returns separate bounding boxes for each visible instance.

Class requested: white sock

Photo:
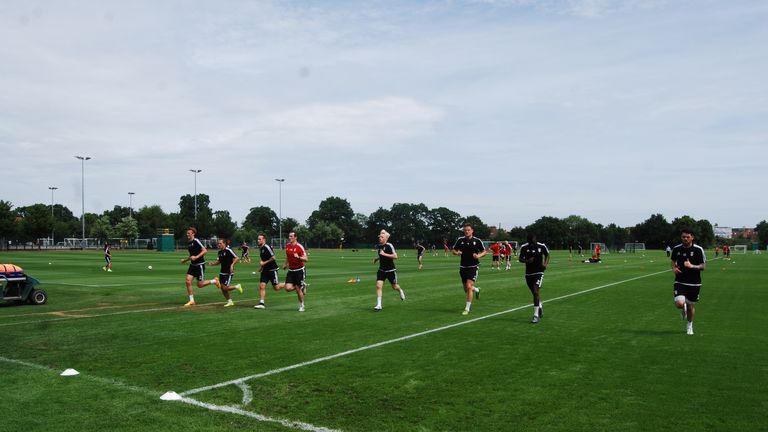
[465,301,472,311]
[533,306,539,317]
[210,279,217,284]
[188,295,194,301]
[376,296,382,308]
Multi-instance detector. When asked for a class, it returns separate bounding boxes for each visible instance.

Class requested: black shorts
[218,273,233,286]
[525,274,544,291]
[105,256,111,264]
[459,267,479,283]
[260,269,279,286]
[674,283,701,303]
[377,270,398,284]
[285,268,306,287]
[187,264,205,280]
[492,255,500,262]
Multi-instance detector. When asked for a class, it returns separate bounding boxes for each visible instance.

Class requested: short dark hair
[187,227,197,235]
[463,223,473,229]
[680,227,695,236]
[257,232,267,240]
[527,233,536,243]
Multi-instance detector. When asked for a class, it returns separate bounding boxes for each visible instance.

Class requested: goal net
[624,243,646,253]
[732,245,747,254]
[590,242,609,255]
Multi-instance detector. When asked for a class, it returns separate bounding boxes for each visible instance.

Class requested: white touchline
[181,268,671,396]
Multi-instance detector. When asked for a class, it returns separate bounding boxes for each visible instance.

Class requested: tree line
[1,196,763,250]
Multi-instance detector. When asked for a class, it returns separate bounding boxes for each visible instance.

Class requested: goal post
[732,245,747,254]
[624,242,646,253]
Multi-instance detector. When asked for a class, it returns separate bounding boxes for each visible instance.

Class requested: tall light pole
[190,169,202,220]
[75,155,91,248]
[275,178,285,247]
[48,186,58,245]
[128,192,135,217]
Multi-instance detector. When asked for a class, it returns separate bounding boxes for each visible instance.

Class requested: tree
[18,204,54,242]
[426,207,461,246]
[212,210,237,239]
[389,203,430,245]
[670,216,714,248]
[462,215,490,239]
[102,205,130,226]
[307,197,361,244]
[756,220,768,249]
[525,216,568,246]
[177,194,213,238]
[365,207,392,243]
[114,217,139,242]
[0,201,17,248]
[135,205,170,238]
[631,214,671,249]
[308,220,344,248]
[90,215,114,242]
[243,206,278,236]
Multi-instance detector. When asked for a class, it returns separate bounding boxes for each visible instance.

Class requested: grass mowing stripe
[0,354,343,432]
[181,268,671,397]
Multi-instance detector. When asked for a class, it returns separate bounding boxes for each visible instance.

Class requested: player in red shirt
[489,242,502,270]
[275,231,308,312]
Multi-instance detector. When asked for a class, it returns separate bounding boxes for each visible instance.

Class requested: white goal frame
[624,242,646,253]
[732,245,747,254]
[590,242,609,254]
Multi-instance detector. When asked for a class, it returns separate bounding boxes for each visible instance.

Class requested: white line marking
[181,268,670,396]
[0,355,339,432]
[236,381,253,406]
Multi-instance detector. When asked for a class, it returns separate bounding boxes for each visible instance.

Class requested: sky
[1,0,766,230]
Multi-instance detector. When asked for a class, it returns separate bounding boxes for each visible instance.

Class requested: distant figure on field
[103,242,113,272]
[519,234,550,324]
[372,230,406,311]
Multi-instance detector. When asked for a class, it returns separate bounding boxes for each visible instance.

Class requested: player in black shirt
[452,224,487,316]
[518,234,550,323]
[671,227,706,335]
[254,233,279,309]
[240,242,251,263]
[372,230,406,311]
[180,227,218,306]
[207,239,242,307]
[415,241,426,271]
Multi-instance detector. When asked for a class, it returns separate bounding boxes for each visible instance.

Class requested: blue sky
[2,0,766,230]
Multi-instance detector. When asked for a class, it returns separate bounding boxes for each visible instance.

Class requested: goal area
[624,243,646,253]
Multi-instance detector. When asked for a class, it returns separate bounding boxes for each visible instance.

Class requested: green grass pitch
[1,248,766,431]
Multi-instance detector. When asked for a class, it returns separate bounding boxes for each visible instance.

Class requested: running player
[503,240,513,270]
[180,227,219,306]
[240,242,251,263]
[254,233,279,309]
[518,233,550,323]
[452,223,486,316]
[207,239,243,307]
[415,241,426,270]
[275,231,308,312]
[671,227,706,335]
[488,241,501,270]
[373,230,406,311]
[102,242,113,272]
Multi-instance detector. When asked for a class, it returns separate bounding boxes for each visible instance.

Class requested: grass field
[1,247,766,431]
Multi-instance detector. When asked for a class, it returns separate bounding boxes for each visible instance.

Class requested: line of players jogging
[179,224,704,333]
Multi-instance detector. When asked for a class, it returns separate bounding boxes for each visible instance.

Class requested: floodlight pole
[48,186,58,245]
[190,169,202,220]
[75,156,91,248]
[128,192,135,217]
[275,178,285,247]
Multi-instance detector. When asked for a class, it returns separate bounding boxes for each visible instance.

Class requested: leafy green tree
[365,207,392,242]
[308,220,344,248]
[461,215,490,239]
[631,214,671,249]
[18,204,54,242]
[601,223,630,250]
[389,203,429,245]
[524,216,567,246]
[243,206,278,237]
[427,207,461,246]
[670,216,714,248]
[90,215,114,242]
[562,215,600,249]
[176,194,213,238]
[102,205,130,225]
[756,220,768,248]
[135,205,170,238]
[0,201,18,248]
[307,197,361,244]
[114,217,139,242]
[212,210,237,239]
